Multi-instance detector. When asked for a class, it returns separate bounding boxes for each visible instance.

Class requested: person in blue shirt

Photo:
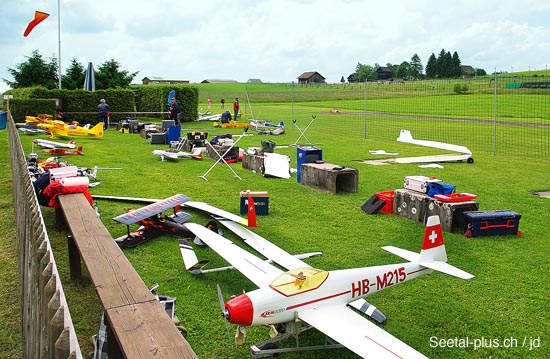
[97,99,110,130]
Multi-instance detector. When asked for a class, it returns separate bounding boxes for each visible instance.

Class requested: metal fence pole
[493,68,498,156]
[363,79,368,139]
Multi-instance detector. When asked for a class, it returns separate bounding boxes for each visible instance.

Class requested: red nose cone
[226,294,253,326]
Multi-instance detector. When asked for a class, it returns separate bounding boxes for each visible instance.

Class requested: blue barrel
[0,112,7,130]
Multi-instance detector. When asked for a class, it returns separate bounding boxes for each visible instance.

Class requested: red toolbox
[376,191,394,214]
[463,210,522,237]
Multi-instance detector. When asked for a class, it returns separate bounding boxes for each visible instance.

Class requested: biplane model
[152,148,203,161]
[26,115,104,139]
[181,213,474,359]
[111,194,252,248]
[112,194,194,248]
[33,138,77,149]
[49,122,104,139]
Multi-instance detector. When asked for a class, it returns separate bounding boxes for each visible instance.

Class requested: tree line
[3,50,138,90]
[350,50,486,82]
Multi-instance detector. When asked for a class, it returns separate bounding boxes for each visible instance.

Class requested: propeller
[216,284,247,345]
[216,284,231,340]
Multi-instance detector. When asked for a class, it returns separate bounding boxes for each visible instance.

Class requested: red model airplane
[42,146,83,155]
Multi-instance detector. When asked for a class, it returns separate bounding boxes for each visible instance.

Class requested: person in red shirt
[233,97,240,121]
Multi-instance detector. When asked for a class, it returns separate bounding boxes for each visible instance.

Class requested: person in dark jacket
[97,99,110,130]
[169,97,181,125]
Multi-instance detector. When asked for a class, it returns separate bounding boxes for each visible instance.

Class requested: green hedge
[3,84,199,125]
[134,84,199,122]
[6,98,57,122]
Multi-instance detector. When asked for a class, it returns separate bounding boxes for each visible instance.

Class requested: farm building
[297,72,326,84]
[141,77,189,85]
[201,79,239,84]
[376,67,393,80]
[460,65,476,76]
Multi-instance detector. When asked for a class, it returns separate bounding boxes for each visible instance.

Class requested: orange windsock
[24,11,50,37]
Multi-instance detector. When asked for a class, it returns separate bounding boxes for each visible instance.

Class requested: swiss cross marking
[429,230,438,244]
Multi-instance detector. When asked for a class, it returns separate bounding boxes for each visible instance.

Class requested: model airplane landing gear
[250,316,343,358]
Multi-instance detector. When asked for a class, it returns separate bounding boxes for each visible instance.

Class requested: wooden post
[67,234,82,282]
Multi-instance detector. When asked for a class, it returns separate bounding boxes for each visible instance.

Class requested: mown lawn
[2,96,549,358]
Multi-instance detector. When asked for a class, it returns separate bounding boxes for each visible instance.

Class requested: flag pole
[57,0,61,89]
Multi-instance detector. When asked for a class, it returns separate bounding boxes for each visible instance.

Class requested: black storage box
[148,132,166,144]
[240,191,269,215]
[463,210,521,237]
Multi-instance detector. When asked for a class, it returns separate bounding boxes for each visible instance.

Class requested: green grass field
[1,93,550,359]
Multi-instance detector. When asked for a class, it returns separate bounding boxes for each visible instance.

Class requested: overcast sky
[2,0,550,93]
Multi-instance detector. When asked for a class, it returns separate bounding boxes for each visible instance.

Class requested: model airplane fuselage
[42,146,83,156]
[152,148,203,161]
[225,262,427,327]
[33,139,77,149]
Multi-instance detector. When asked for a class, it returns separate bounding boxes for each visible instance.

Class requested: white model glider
[33,138,77,149]
[182,215,474,358]
[363,130,473,165]
[395,129,473,164]
[152,148,202,161]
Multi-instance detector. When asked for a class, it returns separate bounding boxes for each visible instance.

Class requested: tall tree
[61,58,85,90]
[410,53,423,79]
[4,50,58,89]
[396,61,412,79]
[355,62,375,82]
[95,59,138,89]
[435,49,447,78]
[425,53,437,78]
[451,51,462,77]
[441,51,453,78]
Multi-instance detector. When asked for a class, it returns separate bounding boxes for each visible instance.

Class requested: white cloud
[2,0,550,92]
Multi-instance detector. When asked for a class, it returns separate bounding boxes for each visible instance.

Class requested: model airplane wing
[299,305,428,359]
[184,222,283,287]
[216,219,320,270]
[183,201,248,226]
[112,194,190,225]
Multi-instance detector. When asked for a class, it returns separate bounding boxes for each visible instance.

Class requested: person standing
[233,97,240,121]
[220,98,225,109]
[207,97,212,110]
[98,99,110,130]
[169,96,181,125]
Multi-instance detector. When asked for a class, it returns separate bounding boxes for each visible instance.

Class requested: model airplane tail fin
[247,196,258,228]
[69,140,76,146]
[419,215,447,262]
[191,149,202,160]
[76,146,83,154]
[89,123,104,137]
[383,215,474,280]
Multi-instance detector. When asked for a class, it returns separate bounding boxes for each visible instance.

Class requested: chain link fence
[201,75,549,160]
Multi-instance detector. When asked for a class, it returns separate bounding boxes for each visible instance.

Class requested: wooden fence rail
[8,111,81,359]
[7,111,198,359]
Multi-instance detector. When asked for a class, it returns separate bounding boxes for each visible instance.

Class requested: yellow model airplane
[26,115,104,138]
